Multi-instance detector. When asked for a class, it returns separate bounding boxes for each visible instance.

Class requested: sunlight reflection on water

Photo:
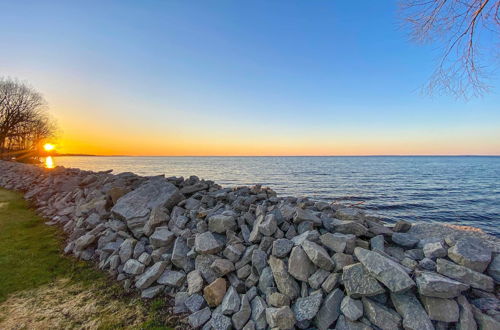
[44,156,54,169]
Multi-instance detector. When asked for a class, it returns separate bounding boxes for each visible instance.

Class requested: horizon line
[55,154,500,157]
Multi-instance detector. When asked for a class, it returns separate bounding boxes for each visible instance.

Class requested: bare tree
[0,78,56,161]
[401,0,500,99]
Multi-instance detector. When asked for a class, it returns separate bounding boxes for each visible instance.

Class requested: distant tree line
[0,78,56,161]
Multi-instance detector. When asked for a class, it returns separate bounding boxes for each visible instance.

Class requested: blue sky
[1,0,499,155]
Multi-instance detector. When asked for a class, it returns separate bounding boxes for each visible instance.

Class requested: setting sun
[43,143,55,152]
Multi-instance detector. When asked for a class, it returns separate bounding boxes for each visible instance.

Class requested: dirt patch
[0,202,7,209]
[0,279,148,329]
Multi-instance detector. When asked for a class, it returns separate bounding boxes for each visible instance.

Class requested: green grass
[0,188,173,329]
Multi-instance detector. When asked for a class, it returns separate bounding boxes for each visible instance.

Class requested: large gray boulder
[436,258,494,292]
[448,238,492,272]
[208,214,237,234]
[135,261,168,290]
[301,240,334,271]
[292,292,323,322]
[340,296,363,321]
[314,289,344,330]
[420,296,459,323]
[111,178,184,237]
[390,292,434,330]
[195,231,224,254]
[456,295,477,330]
[265,306,295,330]
[342,263,385,298]
[320,232,356,254]
[354,248,415,293]
[232,295,252,330]
[288,246,315,282]
[362,297,402,330]
[268,256,300,300]
[416,271,469,298]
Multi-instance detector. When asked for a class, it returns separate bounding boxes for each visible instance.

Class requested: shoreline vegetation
[0,188,175,329]
[0,159,499,329]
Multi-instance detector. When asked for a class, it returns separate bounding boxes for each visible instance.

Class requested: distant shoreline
[53,154,500,157]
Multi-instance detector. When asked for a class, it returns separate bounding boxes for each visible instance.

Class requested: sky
[1,0,499,156]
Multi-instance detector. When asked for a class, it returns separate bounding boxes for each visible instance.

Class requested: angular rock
[314,288,344,330]
[268,292,291,308]
[266,306,296,330]
[143,206,168,236]
[320,232,356,254]
[185,294,207,313]
[392,233,419,248]
[119,238,135,263]
[141,285,164,299]
[111,178,184,237]
[251,296,267,330]
[333,252,354,271]
[321,272,340,293]
[123,259,145,275]
[135,261,168,289]
[288,246,315,282]
[208,214,237,234]
[210,312,232,330]
[221,286,240,315]
[301,240,334,271]
[150,226,175,249]
[456,295,477,330]
[195,231,223,254]
[211,258,235,276]
[171,237,194,272]
[189,307,212,328]
[423,242,447,259]
[419,258,437,271]
[293,208,322,226]
[334,221,368,237]
[308,269,330,290]
[232,294,251,330]
[204,277,227,307]
[354,247,415,293]
[272,238,294,258]
[436,258,494,292]
[292,292,323,322]
[370,235,385,251]
[420,296,459,323]
[393,220,412,232]
[448,238,492,272]
[157,270,186,287]
[187,270,205,295]
[390,292,434,330]
[416,271,469,298]
[471,305,500,330]
[268,256,300,300]
[258,214,277,236]
[486,253,500,282]
[342,263,385,298]
[362,297,402,330]
[341,296,363,321]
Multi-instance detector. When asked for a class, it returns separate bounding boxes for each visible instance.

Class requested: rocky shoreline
[0,160,498,330]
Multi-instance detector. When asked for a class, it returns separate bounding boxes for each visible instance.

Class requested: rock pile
[0,160,499,330]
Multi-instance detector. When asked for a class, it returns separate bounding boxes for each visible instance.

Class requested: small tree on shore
[401,0,500,99]
[0,78,56,161]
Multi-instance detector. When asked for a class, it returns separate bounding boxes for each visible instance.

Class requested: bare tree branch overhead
[401,0,500,99]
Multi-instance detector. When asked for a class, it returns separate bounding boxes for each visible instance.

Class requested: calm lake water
[53,156,500,236]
